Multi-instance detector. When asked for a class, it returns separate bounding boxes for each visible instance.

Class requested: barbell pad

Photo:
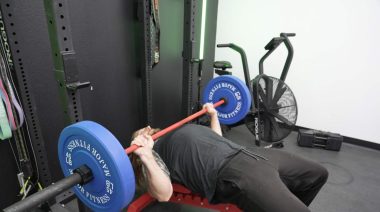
[58,121,135,211]
[203,75,252,125]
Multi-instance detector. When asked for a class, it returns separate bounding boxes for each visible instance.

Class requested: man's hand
[203,103,222,136]
[131,134,154,161]
[203,103,218,117]
[133,126,159,138]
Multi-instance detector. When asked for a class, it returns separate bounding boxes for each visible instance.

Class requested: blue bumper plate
[58,121,135,211]
[203,75,252,125]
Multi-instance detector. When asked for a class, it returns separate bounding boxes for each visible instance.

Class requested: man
[130,103,328,211]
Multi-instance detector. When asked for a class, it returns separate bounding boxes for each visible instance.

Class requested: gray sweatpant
[212,148,328,212]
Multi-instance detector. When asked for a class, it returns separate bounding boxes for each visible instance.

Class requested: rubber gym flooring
[224,126,380,212]
[53,125,380,212]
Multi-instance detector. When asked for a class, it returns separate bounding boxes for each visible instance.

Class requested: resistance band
[0,98,11,140]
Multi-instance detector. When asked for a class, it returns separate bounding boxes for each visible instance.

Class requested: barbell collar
[73,164,93,185]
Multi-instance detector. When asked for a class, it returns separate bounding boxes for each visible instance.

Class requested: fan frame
[250,74,298,143]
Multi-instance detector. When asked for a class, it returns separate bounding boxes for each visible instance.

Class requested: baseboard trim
[294,126,380,151]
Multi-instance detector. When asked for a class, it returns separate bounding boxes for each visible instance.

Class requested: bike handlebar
[280,33,296,37]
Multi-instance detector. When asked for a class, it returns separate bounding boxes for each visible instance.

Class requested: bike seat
[214,61,232,70]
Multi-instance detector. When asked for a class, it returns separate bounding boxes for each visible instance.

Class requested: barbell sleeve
[4,165,93,212]
[125,99,225,154]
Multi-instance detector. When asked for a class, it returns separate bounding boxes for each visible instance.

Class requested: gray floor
[225,126,380,212]
[52,126,380,212]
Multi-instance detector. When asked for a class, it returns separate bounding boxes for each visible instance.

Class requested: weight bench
[127,183,241,212]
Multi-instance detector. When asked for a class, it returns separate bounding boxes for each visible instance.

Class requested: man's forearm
[140,154,173,201]
[210,114,222,136]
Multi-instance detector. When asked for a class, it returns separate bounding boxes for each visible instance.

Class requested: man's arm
[131,134,173,201]
[203,103,222,136]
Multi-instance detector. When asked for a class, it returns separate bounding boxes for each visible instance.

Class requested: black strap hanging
[150,0,160,67]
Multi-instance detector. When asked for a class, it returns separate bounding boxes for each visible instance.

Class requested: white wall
[215,0,380,143]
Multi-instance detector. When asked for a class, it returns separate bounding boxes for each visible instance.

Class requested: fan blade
[271,104,297,110]
[271,81,287,108]
[278,122,294,131]
[268,115,281,137]
[257,86,268,107]
[269,111,294,126]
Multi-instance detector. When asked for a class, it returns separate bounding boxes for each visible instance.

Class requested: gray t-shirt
[153,124,243,201]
